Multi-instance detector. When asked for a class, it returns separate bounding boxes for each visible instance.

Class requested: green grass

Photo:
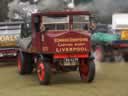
[0,62,128,96]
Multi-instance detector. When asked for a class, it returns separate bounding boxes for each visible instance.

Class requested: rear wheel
[79,59,95,83]
[17,51,33,74]
[37,58,51,85]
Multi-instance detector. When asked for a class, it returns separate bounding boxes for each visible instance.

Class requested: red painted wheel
[37,59,51,85]
[37,63,45,81]
[79,59,95,83]
[17,52,22,73]
[17,51,33,74]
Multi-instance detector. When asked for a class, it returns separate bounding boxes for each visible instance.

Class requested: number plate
[64,58,78,66]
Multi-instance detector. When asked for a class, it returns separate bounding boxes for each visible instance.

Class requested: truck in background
[111,13,128,61]
[0,21,22,61]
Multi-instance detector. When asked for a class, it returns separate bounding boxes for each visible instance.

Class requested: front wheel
[37,58,51,85]
[17,51,33,74]
[79,59,95,83]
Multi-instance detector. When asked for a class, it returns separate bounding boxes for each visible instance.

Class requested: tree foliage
[74,0,93,5]
[0,0,12,21]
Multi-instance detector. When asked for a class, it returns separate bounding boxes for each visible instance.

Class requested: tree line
[0,0,12,21]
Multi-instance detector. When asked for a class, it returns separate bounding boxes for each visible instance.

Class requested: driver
[89,22,96,34]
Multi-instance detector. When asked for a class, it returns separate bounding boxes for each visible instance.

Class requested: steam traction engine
[17,11,95,85]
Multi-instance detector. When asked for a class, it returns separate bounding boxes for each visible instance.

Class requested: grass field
[0,62,128,96]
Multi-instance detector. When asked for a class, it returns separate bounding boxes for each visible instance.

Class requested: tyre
[79,59,95,83]
[17,51,33,74]
[37,58,51,85]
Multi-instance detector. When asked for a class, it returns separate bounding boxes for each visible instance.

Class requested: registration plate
[121,31,128,40]
[64,58,78,66]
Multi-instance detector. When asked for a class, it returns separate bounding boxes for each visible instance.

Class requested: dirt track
[0,62,128,96]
